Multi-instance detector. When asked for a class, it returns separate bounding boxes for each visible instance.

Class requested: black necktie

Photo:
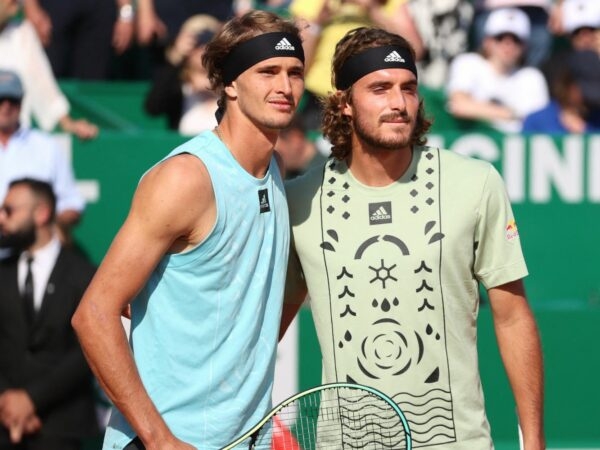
[23,255,35,324]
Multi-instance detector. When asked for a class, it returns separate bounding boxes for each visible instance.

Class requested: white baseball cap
[562,0,600,34]
[484,7,531,41]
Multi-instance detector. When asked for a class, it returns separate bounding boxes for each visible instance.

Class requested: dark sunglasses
[0,204,22,217]
[0,97,21,105]
[493,33,523,45]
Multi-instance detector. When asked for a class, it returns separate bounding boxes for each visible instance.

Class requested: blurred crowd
[0,0,599,446]
[1,0,599,147]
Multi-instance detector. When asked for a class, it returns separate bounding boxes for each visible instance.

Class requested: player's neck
[347,145,413,187]
[214,118,278,179]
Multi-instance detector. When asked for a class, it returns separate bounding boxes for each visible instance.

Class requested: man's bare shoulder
[141,153,213,200]
[129,153,215,243]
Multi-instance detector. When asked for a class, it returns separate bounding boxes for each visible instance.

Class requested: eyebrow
[257,61,304,71]
[367,79,418,89]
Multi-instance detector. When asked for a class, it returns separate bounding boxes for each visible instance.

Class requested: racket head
[222,382,412,450]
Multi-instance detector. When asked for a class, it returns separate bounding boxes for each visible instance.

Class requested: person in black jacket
[144,14,221,135]
[0,178,98,450]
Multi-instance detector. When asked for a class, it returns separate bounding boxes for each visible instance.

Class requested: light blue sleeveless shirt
[103,131,289,449]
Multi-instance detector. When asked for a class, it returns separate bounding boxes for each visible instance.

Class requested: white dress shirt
[0,127,85,214]
[18,236,61,312]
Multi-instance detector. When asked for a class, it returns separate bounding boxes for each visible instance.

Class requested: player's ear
[339,91,352,117]
[224,82,238,100]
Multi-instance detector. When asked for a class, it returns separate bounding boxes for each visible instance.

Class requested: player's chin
[266,113,297,129]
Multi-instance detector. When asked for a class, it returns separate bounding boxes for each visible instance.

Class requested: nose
[275,73,293,95]
[389,88,407,112]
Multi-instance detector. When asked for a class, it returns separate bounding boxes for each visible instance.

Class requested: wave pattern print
[393,388,455,446]
[312,387,410,449]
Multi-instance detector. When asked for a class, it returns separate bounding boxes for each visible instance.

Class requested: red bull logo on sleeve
[505,219,520,241]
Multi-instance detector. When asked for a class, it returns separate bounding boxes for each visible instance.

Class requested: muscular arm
[488,279,545,450]
[72,154,214,449]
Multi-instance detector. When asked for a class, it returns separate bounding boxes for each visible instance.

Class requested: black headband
[222,32,304,85]
[335,45,417,90]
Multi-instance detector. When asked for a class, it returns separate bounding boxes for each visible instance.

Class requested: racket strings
[251,387,409,449]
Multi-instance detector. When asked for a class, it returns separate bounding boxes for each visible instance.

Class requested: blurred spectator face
[0,95,20,134]
[276,126,314,173]
[482,8,529,69]
[0,185,37,251]
[0,0,19,24]
[485,33,526,69]
[570,27,600,51]
[562,0,600,50]
[185,44,212,92]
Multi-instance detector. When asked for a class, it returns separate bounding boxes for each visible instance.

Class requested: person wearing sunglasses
[0,178,98,449]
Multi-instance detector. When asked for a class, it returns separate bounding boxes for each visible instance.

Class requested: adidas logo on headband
[335,45,417,90]
[384,51,406,63]
[221,32,304,85]
[275,38,295,51]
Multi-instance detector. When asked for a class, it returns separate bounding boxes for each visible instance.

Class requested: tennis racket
[222,382,411,450]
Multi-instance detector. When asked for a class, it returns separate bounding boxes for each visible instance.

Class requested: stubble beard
[353,112,415,152]
[0,222,36,251]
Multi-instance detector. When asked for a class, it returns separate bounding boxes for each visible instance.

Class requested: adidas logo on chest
[369,201,392,225]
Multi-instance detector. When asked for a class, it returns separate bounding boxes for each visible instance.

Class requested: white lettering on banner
[433,134,600,204]
[503,135,525,203]
[531,135,583,203]
[450,134,500,161]
[590,138,600,202]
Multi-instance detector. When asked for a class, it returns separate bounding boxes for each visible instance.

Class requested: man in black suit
[0,178,98,449]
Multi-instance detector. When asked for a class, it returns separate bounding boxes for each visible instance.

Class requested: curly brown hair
[202,10,302,119]
[322,27,433,160]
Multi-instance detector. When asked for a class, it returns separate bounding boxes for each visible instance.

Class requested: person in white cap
[542,0,600,114]
[446,7,549,133]
[560,0,600,51]
[472,0,554,67]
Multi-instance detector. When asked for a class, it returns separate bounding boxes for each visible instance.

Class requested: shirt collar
[19,234,61,266]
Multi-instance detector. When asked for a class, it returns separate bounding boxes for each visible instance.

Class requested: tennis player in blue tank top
[72,10,305,450]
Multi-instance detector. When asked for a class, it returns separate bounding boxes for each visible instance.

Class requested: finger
[9,424,23,443]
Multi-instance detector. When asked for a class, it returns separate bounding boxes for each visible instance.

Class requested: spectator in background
[407,0,475,89]
[446,7,549,133]
[144,14,221,136]
[22,0,135,80]
[275,116,319,179]
[0,178,98,450]
[544,0,600,112]
[289,0,424,131]
[133,0,234,78]
[472,0,555,67]
[0,0,98,139]
[0,70,85,248]
[522,61,600,133]
[559,0,600,51]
